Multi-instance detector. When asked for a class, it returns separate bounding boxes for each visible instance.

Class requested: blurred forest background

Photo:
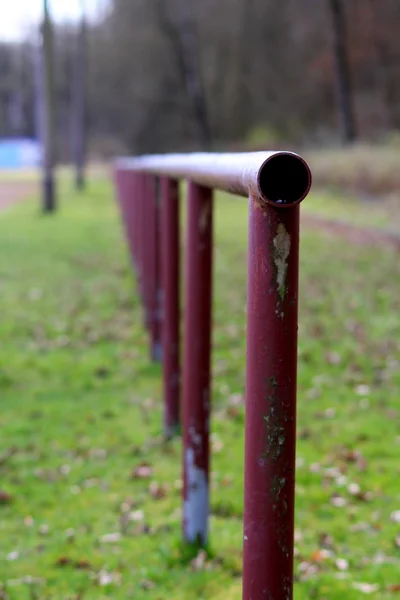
[0,0,399,158]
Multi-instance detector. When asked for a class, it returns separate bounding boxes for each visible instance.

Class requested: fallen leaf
[228,393,244,406]
[226,406,241,419]
[191,550,208,571]
[65,528,75,540]
[56,556,72,567]
[310,549,333,563]
[0,490,13,505]
[140,580,155,590]
[326,351,341,365]
[130,510,145,522]
[331,493,347,508]
[149,482,168,499]
[38,524,50,536]
[298,428,312,440]
[298,561,320,580]
[319,533,334,549]
[75,559,92,570]
[350,521,370,533]
[95,367,110,379]
[221,475,233,487]
[391,511,400,524]
[97,569,121,586]
[355,384,370,396]
[100,532,121,544]
[353,582,379,594]
[336,558,349,571]
[132,463,153,479]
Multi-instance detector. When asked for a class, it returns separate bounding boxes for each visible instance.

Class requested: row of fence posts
[114,153,312,599]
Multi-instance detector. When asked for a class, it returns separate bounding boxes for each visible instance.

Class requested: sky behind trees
[0,0,104,40]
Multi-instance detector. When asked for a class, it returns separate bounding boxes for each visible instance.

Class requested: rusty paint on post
[145,175,162,361]
[242,196,301,600]
[137,173,145,302]
[142,174,152,333]
[182,182,213,545]
[125,171,137,270]
[161,177,181,437]
[115,168,135,269]
[132,172,138,270]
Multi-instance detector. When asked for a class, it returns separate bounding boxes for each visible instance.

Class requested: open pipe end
[257,152,312,208]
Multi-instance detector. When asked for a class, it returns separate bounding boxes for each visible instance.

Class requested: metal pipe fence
[113,150,312,600]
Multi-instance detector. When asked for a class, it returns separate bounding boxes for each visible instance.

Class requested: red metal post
[124,171,137,270]
[145,175,162,360]
[131,172,138,268]
[242,197,300,599]
[115,168,135,268]
[141,174,151,332]
[137,173,145,301]
[160,177,180,437]
[182,182,213,545]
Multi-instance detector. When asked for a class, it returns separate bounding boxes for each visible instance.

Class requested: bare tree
[42,0,57,212]
[155,0,210,150]
[33,37,44,146]
[328,0,356,142]
[72,0,87,190]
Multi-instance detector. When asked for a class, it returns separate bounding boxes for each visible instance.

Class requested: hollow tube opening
[258,153,311,206]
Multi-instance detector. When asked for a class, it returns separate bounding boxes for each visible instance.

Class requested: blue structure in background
[0,139,42,169]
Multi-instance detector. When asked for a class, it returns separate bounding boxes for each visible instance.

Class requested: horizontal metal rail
[113,150,312,600]
[115,151,311,207]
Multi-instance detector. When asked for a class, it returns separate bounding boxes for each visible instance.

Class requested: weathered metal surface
[136,173,145,301]
[146,175,162,361]
[142,175,151,332]
[113,150,312,584]
[182,182,213,545]
[124,171,136,269]
[160,177,181,437]
[242,194,301,600]
[115,151,311,207]
[114,168,135,269]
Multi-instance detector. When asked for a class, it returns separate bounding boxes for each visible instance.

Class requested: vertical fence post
[145,175,162,361]
[132,172,138,270]
[142,174,151,333]
[242,198,300,599]
[161,177,181,437]
[137,173,145,302]
[124,171,137,271]
[182,182,213,545]
[115,167,135,271]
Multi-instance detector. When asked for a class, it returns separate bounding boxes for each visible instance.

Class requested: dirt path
[302,214,400,251]
[0,181,38,212]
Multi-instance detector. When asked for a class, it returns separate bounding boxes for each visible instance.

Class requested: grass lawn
[0,176,400,599]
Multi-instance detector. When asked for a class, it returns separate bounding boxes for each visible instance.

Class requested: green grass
[1,178,400,599]
[300,189,397,230]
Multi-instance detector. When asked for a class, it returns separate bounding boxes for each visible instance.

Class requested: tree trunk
[33,37,44,148]
[72,3,87,190]
[155,0,211,150]
[42,0,57,212]
[329,0,356,143]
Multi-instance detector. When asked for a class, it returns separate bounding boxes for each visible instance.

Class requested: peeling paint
[273,223,291,300]
[184,447,209,543]
[189,426,202,447]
